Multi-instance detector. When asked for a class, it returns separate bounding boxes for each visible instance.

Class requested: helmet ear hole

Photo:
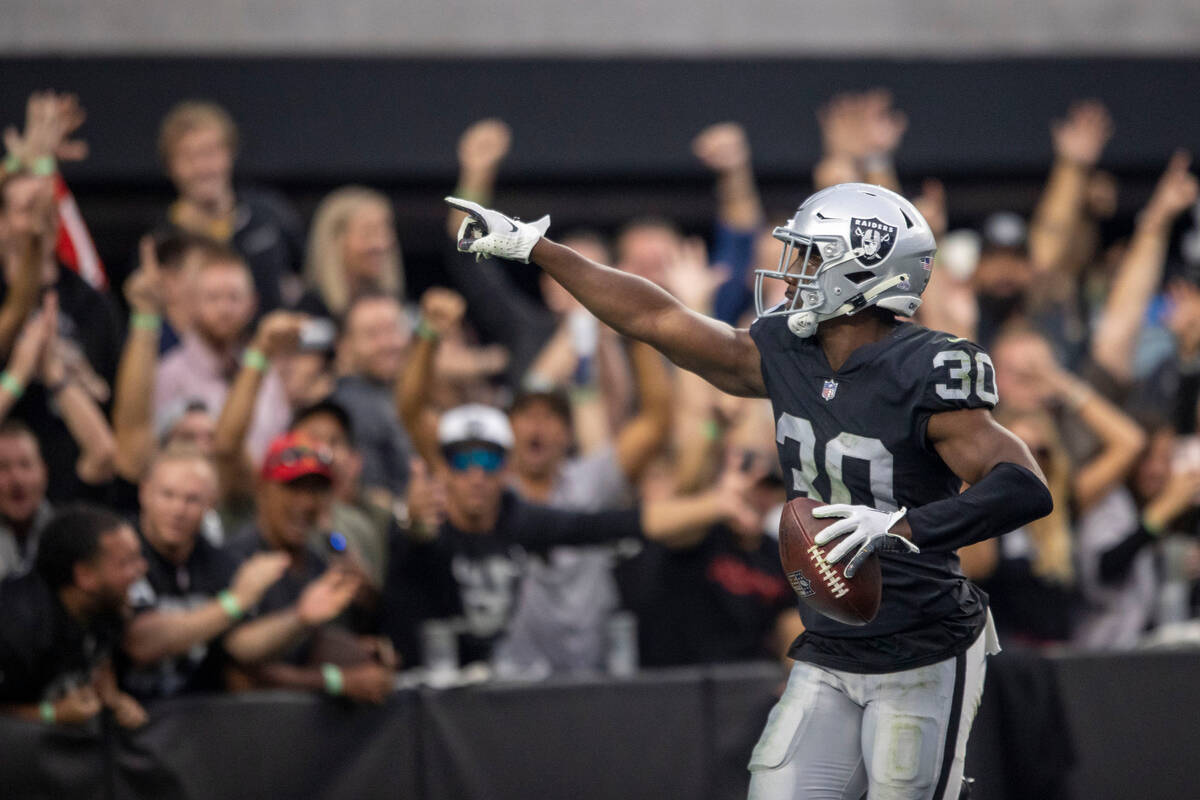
[844,271,875,284]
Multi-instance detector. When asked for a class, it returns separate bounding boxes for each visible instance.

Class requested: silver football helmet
[755,183,936,338]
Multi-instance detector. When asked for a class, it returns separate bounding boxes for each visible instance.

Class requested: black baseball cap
[290,396,354,441]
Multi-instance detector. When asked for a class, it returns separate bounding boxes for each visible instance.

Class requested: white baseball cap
[437,404,514,451]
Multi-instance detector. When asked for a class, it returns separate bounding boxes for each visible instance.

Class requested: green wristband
[0,371,24,400]
[3,153,21,174]
[701,419,722,442]
[414,319,439,342]
[1143,516,1166,538]
[321,663,344,696]
[130,312,162,331]
[217,590,244,620]
[569,385,598,403]
[30,156,56,177]
[242,348,269,372]
[39,701,55,724]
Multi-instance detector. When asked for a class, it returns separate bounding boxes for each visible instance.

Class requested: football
[778,497,882,626]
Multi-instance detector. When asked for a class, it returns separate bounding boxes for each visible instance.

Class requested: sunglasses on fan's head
[445,446,506,473]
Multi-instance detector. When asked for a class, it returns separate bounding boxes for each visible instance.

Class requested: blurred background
[2,3,1200,800]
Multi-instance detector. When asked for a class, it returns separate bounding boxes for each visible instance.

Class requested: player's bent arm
[530,239,766,397]
[895,408,1053,553]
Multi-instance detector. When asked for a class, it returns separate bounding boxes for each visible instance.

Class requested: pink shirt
[154,333,290,464]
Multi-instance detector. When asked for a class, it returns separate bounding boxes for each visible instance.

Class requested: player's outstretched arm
[531,239,764,397]
[445,197,765,397]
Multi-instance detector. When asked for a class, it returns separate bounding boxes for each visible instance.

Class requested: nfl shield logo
[822,379,839,401]
[787,569,815,598]
[850,217,898,266]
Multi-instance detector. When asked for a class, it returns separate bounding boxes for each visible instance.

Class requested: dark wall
[3,56,1197,290]
[4,56,1199,181]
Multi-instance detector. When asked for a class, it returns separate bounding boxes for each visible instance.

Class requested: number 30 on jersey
[775,349,997,509]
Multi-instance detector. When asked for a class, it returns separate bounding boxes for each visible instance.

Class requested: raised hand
[229,551,291,610]
[124,236,166,314]
[419,288,467,338]
[817,93,869,161]
[859,89,907,157]
[458,118,512,177]
[1144,151,1199,227]
[1051,101,1113,167]
[8,299,53,383]
[37,292,66,387]
[3,91,88,167]
[661,237,727,313]
[912,179,947,240]
[405,457,446,538]
[251,311,307,359]
[692,122,752,174]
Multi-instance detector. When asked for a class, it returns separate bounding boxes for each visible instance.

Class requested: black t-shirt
[749,317,995,672]
[0,572,122,703]
[3,267,122,503]
[152,186,304,316]
[386,490,642,665]
[223,527,329,665]
[976,529,1080,646]
[627,526,794,667]
[120,530,239,700]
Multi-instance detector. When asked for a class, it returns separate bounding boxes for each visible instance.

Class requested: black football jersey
[749,317,998,672]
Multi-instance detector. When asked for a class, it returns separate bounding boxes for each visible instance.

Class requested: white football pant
[747,620,995,800]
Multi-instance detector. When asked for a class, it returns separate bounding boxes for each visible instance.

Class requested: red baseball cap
[260,432,334,484]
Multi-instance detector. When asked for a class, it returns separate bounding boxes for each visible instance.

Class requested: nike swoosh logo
[507,220,519,232]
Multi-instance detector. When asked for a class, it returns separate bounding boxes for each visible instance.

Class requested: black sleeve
[504,499,643,552]
[0,635,36,703]
[908,462,1053,553]
[441,244,557,384]
[1098,525,1157,584]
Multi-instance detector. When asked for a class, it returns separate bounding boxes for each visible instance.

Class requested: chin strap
[786,272,912,339]
[831,273,911,317]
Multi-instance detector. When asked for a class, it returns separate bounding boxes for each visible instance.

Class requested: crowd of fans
[0,86,1198,728]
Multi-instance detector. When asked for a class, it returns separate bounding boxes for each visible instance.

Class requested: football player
[445,184,1051,800]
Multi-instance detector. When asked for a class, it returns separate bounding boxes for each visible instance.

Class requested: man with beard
[154,241,290,462]
[0,506,147,728]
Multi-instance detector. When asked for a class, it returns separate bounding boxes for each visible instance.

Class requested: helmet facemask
[754,183,937,338]
[755,228,857,338]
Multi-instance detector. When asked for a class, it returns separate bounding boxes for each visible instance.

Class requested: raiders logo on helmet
[850,217,897,265]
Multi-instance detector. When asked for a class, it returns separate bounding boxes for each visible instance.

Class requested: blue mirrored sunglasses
[448,448,506,473]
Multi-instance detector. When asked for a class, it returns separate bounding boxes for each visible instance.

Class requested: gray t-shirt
[1073,487,1157,650]
[331,375,412,497]
[493,446,633,674]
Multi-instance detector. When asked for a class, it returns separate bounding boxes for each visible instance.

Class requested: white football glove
[813,504,918,579]
[445,196,550,264]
